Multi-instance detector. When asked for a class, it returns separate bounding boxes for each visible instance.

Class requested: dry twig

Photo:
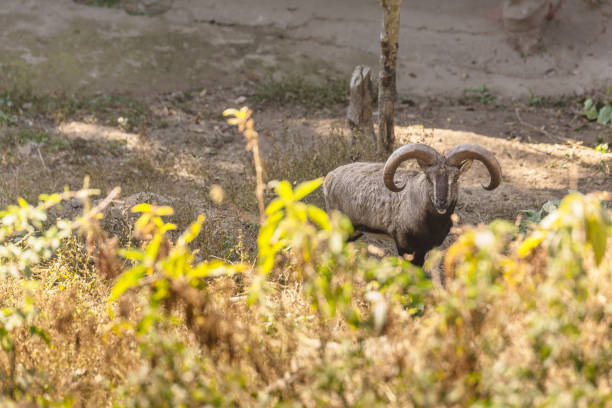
[514,108,566,143]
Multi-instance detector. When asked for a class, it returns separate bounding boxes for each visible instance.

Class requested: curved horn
[383,144,441,192]
[445,144,502,190]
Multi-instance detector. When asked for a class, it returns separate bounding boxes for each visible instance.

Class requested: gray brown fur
[323,144,501,267]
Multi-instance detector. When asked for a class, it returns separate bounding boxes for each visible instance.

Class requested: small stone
[17,143,34,156]
[70,198,82,209]
[188,124,207,133]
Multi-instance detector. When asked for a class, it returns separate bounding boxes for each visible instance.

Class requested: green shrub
[107,182,612,406]
[1,181,611,406]
[582,98,612,125]
[1,110,611,406]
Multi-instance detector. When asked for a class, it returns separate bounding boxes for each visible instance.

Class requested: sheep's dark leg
[396,248,425,267]
[395,237,425,267]
[410,251,426,267]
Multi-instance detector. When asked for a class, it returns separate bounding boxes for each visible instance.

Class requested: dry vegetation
[1,148,611,407]
[2,59,612,406]
[0,98,611,407]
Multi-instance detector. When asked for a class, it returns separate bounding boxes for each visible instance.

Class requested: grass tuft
[253,75,349,109]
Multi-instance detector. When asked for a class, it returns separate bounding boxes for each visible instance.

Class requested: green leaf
[145,235,163,260]
[131,203,152,213]
[119,248,145,261]
[109,265,147,302]
[160,223,177,233]
[247,275,265,305]
[586,214,607,265]
[29,326,50,344]
[293,203,308,222]
[189,263,212,279]
[154,206,174,216]
[265,198,285,215]
[0,331,13,352]
[134,213,152,231]
[180,216,204,244]
[518,231,545,258]
[294,178,323,201]
[597,104,612,125]
[583,99,598,120]
[276,181,294,201]
[258,211,284,247]
[259,254,275,275]
[307,205,330,230]
[137,314,157,335]
[182,214,206,244]
[258,222,276,253]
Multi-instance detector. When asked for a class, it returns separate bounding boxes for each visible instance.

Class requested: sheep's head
[383,143,502,215]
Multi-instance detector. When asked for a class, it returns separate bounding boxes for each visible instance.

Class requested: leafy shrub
[0,110,611,406]
[518,199,560,233]
[582,98,612,125]
[1,180,612,406]
[109,186,612,407]
[462,85,496,105]
[0,180,115,403]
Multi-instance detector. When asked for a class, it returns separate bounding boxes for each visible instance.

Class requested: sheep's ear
[459,160,473,175]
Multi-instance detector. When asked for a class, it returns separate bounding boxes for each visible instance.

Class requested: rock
[347,65,375,149]
[502,0,562,55]
[98,191,176,236]
[16,142,35,157]
[188,123,208,134]
[70,198,82,209]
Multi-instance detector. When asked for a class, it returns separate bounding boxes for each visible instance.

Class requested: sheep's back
[323,163,418,232]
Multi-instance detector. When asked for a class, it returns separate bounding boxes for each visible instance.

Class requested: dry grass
[2,82,612,406]
[0,242,139,405]
[5,190,608,407]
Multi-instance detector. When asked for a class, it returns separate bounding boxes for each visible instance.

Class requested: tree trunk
[347,65,375,155]
[378,0,402,155]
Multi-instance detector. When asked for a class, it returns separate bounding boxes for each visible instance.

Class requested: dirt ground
[1,0,611,259]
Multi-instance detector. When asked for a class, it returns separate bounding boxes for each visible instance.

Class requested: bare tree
[377,0,402,155]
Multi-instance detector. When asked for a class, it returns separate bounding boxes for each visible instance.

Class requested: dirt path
[2,0,611,97]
